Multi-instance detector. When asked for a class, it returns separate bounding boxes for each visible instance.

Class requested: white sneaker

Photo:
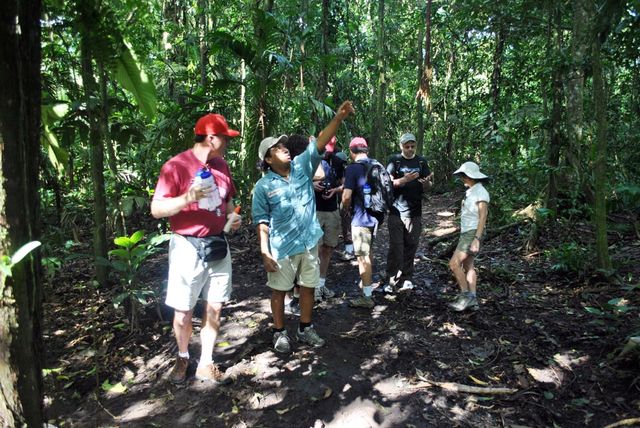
[273,330,291,353]
[314,286,324,302]
[399,280,415,291]
[297,326,325,347]
[383,284,395,294]
[321,285,335,299]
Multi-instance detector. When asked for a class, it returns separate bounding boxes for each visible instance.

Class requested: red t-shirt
[153,149,236,237]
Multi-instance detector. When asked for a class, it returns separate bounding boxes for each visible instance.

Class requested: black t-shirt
[315,154,345,212]
[387,155,431,218]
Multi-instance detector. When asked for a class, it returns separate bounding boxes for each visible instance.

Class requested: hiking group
[151,101,490,384]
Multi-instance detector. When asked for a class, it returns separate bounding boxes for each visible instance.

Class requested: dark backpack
[357,159,394,218]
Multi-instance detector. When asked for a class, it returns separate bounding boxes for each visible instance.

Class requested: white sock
[319,277,326,287]
[178,351,190,359]
[363,286,373,297]
[199,355,212,366]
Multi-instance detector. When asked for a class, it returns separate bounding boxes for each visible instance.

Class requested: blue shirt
[252,139,323,259]
[344,158,378,228]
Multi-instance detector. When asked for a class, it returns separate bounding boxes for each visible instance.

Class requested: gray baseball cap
[258,135,288,160]
[399,133,417,145]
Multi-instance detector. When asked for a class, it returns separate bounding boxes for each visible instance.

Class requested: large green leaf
[41,105,69,175]
[114,41,157,120]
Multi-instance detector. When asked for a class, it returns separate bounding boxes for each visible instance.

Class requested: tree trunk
[80,17,109,287]
[318,0,330,102]
[0,0,44,425]
[100,63,126,237]
[488,23,506,134]
[591,14,611,271]
[418,0,433,112]
[415,1,425,154]
[546,4,563,215]
[198,0,209,89]
[370,0,386,158]
[565,0,589,195]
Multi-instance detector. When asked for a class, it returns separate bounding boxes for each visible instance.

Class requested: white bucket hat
[453,161,488,180]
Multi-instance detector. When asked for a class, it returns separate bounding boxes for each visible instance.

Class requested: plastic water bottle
[195,168,222,212]
[363,183,372,209]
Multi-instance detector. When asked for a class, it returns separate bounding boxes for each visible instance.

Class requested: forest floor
[43,192,640,427]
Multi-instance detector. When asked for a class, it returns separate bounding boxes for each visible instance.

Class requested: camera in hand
[322,180,331,196]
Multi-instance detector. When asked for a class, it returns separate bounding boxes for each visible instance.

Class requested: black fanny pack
[184,233,228,262]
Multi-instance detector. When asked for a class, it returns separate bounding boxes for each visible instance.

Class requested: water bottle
[363,183,372,209]
[195,168,222,212]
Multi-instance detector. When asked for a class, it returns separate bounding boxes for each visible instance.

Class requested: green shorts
[317,210,341,247]
[456,229,478,254]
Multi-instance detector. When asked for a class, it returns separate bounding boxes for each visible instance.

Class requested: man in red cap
[311,136,346,301]
[151,113,242,384]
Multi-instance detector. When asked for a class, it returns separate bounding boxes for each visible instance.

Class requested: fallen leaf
[469,375,489,386]
[527,367,561,385]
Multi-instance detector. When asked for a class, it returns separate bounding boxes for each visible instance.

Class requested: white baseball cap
[258,135,288,160]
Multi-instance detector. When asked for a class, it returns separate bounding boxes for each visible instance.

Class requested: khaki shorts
[352,226,374,256]
[267,246,320,291]
[317,210,341,247]
[165,234,233,311]
[456,229,478,254]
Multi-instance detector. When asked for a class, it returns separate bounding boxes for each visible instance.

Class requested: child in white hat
[449,162,490,312]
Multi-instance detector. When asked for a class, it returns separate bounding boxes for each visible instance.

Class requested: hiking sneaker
[320,285,336,299]
[340,251,355,261]
[349,295,375,309]
[383,283,396,294]
[314,286,324,302]
[273,330,291,353]
[449,294,479,312]
[195,362,231,384]
[297,326,325,348]
[399,280,415,291]
[285,297,300,316]
[169,356,189,384]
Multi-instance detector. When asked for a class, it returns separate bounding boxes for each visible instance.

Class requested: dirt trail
[44,192,640,427]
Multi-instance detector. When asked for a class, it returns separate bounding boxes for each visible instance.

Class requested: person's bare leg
[449,250,470,293]
[298,286,314,324]
[271,290,287,329]
[318,244,334,278]
[463,256,477,294]
[173,309,193,353]
[200,301,222,364]
[357,254,373,287]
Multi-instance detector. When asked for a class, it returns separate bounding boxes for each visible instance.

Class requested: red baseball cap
[349,137,368,150]
[194,114,240,137]
[325,136,337,153]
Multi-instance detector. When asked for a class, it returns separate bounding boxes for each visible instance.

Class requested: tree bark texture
[79,10,109,286]
[565,0,589,190]
[418,0,433,115]
[0,0,44,425]
[546,4,563,215]
[415,4,425,154]
[370,0,386,158]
